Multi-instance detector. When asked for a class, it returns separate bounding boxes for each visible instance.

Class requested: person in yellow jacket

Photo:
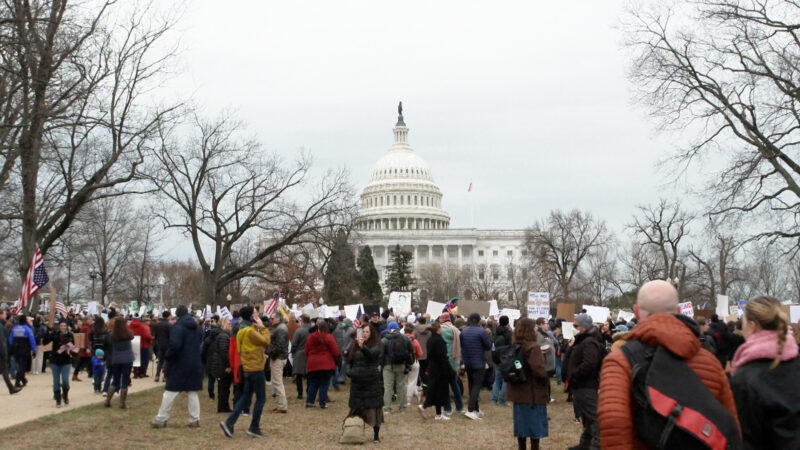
[220,306,271,439]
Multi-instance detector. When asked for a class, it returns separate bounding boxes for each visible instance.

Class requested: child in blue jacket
[92,349,106,394]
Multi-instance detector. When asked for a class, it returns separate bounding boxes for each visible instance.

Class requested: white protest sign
[101,313,109,322]
[729,305,739,315]
[425,300,446,318]
[388,292,412,315]
[344,304,365,320]
[562,322,576,340]
[582,305,610,324]
[219,307,233,320]
[488,300,499,317]
[679,301,694,318]
[138,305,146,317]
[790,305,800,324]
[73,303,81,314]
[87,301,98,316]
[170,308,176,316]
[132,336,141,368]
[502,308,522,328]
[302,303,315,313]
[330,309,341,318]
[317,305,328,318]
[527,292,550,319]
[617,310,635,323]
[716,295,729,321]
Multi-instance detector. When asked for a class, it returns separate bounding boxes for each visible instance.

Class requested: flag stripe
[11,246,48,315]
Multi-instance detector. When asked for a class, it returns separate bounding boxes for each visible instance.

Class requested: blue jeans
[226,371,266,433]
[491,365,507,405]
[50,363,70,391]
[103,368,113,393]
[93,371,104,391]
[444,372,464,413]
[307,370,332,407]
[555,354,562,384]
[331,363,340,389]
[140,348,150,375]
[111,363,132,389]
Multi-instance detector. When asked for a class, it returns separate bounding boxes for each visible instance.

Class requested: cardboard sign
[556,303,575,320]
[679,301,694,318]
[343,304,365,320]
[132,336,141,368]
[73,333,86,349]
[617,310,635,323]
[527,292,550,319]
[388,292,412,315]
[582,305,610,324]
[425,300,446,318]
[790,305,800,324]
[562,322,576,340]
[459,300,491,317]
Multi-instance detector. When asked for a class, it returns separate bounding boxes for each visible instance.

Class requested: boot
[119,388,128,409]
[54,390,62,408]
[105,387,115,407]
[62,386,69,405]
[72,372,82,382]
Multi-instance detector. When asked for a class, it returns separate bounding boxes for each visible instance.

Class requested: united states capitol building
[355,104,525,301]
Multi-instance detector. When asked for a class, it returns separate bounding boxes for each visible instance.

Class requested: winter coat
[565,326,603,391]
[9,324,36,354]
[347,342,384,410]
[598,313,739,450]
[43,331,74,366]
[537,329,556,372]
[236,322,270,373]
[333,323,347,354]
[380,331,413,366]
[291,324,310,375]
[731,330,800,450]
[405,332,423,360]
[207,328,231,379]
[459,324,491,369]
[505,340,549,405]
[413,324,431,360]
[267,323,289,360]
[165,313,203,392]
[153,319,171,353]
[110,334,134,365]
[128,319,153,349]
[91,356,106,375]
[305,331,339,373]
[423,333,453,407]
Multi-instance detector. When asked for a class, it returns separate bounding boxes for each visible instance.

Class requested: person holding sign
[43,320,73,408]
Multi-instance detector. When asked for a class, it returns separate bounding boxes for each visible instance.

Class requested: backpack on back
[621,339,742,450]
[386,334,411,365]
[498,344,529,384]
[491,332,509,364]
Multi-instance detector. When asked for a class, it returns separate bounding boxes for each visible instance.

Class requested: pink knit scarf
[732,329,798,372]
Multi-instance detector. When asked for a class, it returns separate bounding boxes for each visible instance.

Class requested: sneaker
[187,420,200,428]
[247,429,265,438]
[476,410,485,418]
[417,404,427,419]
[464,411,481,420]
[455,408,465,414]
[219,421,233,438]
[102,392,107,397]
[434,415,451,421]
[572,418,581,424]
[443,410,452,417]
[382,408,391,414]
[550,398,555,403]
[242,411,250,416]
[150,420,167,429]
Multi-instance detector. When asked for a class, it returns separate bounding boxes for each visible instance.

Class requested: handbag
[339,415,366,445]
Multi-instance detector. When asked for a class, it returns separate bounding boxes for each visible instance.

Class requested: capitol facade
[355,105,526,301]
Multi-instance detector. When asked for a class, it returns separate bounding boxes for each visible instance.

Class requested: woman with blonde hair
[731,296,799,449]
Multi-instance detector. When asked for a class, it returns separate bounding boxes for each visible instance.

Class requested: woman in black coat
[347,322,384,443]
[208,318,232,413]
[418,322,454,420]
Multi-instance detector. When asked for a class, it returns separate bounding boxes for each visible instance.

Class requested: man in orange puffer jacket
[598,280,740,449]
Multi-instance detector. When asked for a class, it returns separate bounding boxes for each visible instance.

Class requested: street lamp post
[227,293,232,310]
[158,275,166,310]
[89,267,100,301]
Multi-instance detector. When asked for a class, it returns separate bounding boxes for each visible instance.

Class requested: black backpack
[498,344,529,384]
[386,334,412,365]
[621,339,743,450]
[491,333,509,364]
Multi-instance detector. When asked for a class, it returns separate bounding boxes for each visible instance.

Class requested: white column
[443,244,448,266]
[457,244,462,268]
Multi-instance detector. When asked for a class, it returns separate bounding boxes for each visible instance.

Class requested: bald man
[597,281,740,449]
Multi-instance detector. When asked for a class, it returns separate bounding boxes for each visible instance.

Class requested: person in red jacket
[304,319,339,409]
[128,316,154,378]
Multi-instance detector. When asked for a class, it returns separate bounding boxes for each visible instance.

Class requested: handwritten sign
[679,301,694,318]
[527,292,550,319]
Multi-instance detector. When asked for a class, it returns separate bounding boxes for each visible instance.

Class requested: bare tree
[624,1,800,249]
[688,217,744,305]
[526,209,610,304]
[627,199,693,288]
[416,262,470,305]
[150,114,355,305]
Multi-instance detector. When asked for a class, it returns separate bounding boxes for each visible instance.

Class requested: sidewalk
[0,369,162,429]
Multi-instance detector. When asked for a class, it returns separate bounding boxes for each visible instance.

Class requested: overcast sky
[159,0,687,257]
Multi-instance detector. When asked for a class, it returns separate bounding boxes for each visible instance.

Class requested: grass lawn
[4,377,581,449]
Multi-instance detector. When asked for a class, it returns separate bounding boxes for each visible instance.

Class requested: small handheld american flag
[265,292,279,316]
[10,246,49,315]
[353,305,363,329]
[55,300,68,318]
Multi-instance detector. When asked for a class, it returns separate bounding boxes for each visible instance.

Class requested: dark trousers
[306,370,332,407]
[295,374,305,398]
[573,388,600,450]
[417,359,428,386]
[207,373,216,398]
[466,367,486,412]
[217,373,233,412]
[93,371,104,392]
[233,381,250,414]
[140,348,150,375]
[226,371,266,433]
[13,352,30,385]
[155,349,167,379]
[2,359,14,392]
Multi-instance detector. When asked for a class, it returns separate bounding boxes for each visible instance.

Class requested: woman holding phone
[346,322,384,443]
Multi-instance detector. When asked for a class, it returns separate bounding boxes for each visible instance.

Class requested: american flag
[265,292,279,316]
[443,296,458,313]
[10,246,48,315]
[55,300,68,318]
[353,305,363,329]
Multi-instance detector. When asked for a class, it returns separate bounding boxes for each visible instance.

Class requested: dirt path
[0,369,162,430]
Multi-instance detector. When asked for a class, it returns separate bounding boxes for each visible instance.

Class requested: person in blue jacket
[459,313,491,420]
[9,314,36,388]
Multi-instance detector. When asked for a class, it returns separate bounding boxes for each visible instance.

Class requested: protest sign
[561,322,576,340]
[617,310,635,323]
[139,305,146,317]
[73,333,86,350]
[132,336,141,368]
[388,292,412,315]
[556,303,575,320]
[459,300,490,317]
[582,305,610,324]
[219,307,233,320]
[87,301,98,316]
[488,300,499,317]
[790,305,800,324]
[502,308,522,328]
[729,305,739,315]
[679,301,694,318]
[425,300,446,318]
[363,304,381,317]
[344,304,365,320]
[527,292,550,319]
[716,295,729,320]
[317,305,329,318]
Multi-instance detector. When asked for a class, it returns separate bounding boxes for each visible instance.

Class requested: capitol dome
[356,104,450,231]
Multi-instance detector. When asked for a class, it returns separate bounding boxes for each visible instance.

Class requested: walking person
[43,320,75,408]
[91,349,106,394]
[404,322,423,403]
[305,319,339,409]
[460,313,491,420]
[491,315,512,406]
[731,296,800,449]
[267,312,290,413]
[506,318,549,450]
[566,313,603,450]
[208,318,232,413]
[417,321,454,421]
[291,314,311,400]
[153,311,172,382]
[151,305,204,428]
[347,322,384,443]
[0,310,20,394]
[220,306,271,438]
[381,321,413,413]
[439,313,464,415]
[105,315,134,409]
[413,315,431,392]
[9,314,36,389]
[129,315,153,379]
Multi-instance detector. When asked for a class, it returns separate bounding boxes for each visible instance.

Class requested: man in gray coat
[290,314,311,400]
[268,312,290,413]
